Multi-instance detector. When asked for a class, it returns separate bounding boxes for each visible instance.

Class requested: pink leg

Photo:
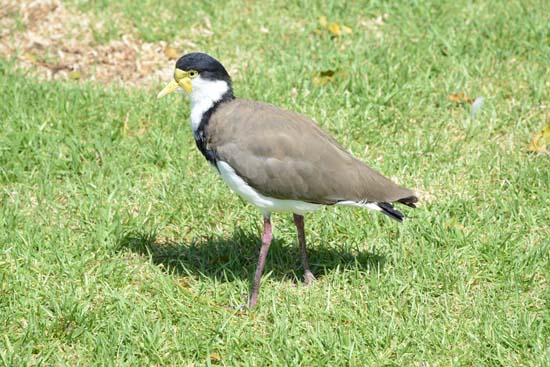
[293,213,316,285]
[248,215,273,308]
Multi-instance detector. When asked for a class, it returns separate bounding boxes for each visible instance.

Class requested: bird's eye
[188,70,199,79]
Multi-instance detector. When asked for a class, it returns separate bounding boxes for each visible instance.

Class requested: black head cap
[176,53,232,84]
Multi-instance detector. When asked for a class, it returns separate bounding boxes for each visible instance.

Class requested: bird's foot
[226,295,248,312]
[303,270,316,286]
[230,303,247,313]
[247,293,259,309]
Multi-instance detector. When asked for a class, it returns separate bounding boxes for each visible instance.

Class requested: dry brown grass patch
[0,0,190,87]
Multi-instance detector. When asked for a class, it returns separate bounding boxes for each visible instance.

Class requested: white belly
[216,161,323,215]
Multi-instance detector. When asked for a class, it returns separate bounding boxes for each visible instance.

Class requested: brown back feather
[206,99,415,204]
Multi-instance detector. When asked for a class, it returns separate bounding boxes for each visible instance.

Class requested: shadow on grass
[117,228,386,283]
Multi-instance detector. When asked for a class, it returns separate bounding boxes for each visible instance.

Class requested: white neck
[188,76,230,134]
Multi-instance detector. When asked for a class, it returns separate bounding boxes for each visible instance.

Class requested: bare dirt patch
[0,0,191,87]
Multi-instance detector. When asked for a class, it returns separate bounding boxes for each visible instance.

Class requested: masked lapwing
[158,52,418,308]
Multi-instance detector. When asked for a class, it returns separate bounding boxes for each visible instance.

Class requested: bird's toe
[303,271,316,286]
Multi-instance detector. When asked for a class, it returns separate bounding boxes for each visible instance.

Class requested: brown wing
[206,99,415,205]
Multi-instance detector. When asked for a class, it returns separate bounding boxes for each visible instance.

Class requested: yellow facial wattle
[157,68,199,98]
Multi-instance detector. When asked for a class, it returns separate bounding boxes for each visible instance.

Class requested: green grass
[1,0,549,365]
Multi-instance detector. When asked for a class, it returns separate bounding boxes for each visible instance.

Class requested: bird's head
[157,52,234,103]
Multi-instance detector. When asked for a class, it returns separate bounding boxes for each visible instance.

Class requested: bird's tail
[376,202,405,222]
[397,195,418,208]
[377,195,418,222]
[335,195,418,222]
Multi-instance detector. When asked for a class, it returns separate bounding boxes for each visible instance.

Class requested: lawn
[1,0,549,365]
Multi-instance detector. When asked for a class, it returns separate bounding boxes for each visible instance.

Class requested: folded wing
[207,99,416,206]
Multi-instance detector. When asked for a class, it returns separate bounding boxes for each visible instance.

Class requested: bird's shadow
[117,228,387,284]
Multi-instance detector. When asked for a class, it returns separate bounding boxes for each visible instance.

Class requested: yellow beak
[157,73,193,99]
[157,80,179,98]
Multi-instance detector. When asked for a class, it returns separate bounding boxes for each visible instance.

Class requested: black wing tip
[378,195,418,222]
[377,202,405,222]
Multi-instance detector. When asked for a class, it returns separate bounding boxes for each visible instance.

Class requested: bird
[158,52,418,308]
